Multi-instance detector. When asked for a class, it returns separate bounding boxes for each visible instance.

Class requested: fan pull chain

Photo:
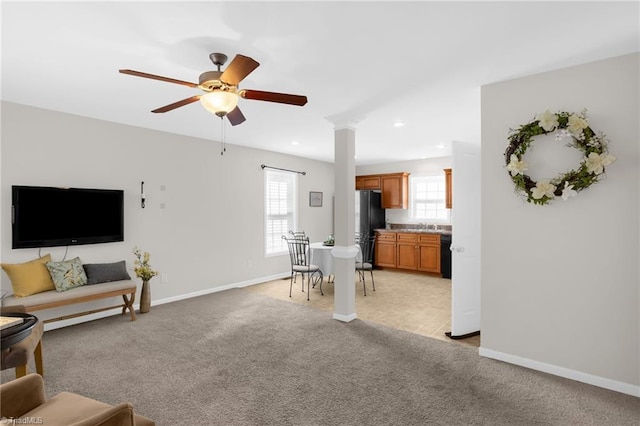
[220,116,226,155]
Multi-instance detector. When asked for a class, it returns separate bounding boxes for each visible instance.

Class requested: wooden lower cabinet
[417,234,441,273]
[374,231,397,268]
[396,233,418,269]
[376,231,441,274]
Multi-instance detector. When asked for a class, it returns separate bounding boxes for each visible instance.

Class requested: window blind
[265,170,297,255]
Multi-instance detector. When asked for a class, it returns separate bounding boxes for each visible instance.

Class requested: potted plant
[133,247,158,313]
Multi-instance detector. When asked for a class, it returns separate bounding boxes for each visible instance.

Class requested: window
[410,175,449,221]
[264,170,297,256]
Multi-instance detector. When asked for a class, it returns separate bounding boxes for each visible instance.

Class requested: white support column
[328,117,361,322]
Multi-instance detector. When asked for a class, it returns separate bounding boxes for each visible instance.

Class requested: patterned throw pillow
[46,257,88,292]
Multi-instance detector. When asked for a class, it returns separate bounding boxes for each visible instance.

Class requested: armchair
[0,373,155,426]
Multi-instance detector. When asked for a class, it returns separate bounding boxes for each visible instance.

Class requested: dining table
[310,242,362,282]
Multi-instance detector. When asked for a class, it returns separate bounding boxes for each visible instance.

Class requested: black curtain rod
[260,164,306,176]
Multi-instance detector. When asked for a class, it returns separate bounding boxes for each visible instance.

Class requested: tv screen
[12,185,124,249]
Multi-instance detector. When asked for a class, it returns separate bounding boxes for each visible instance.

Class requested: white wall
[1,102,335,320]
[480,53,639,395]
[356,157,452,225]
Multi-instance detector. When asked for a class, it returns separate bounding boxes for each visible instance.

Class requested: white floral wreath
[504,109,616,205]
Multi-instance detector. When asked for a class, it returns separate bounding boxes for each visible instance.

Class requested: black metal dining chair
[288,230,307,239]
[287,230,308,284]
[283,235,324,300]
[355,233,376,296]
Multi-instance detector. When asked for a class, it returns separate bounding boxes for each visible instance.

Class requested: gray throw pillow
[83,260,131,285]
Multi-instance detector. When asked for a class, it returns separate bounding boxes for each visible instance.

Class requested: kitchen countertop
[375,228,452,236]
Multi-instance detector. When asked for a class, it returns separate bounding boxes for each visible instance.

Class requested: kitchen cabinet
[417,234,441,273]
[444,168,452,209]
[381,172,409,209]
[355,172,409,208]
[376,231,441,274]
[356,175,381,190]
[397,233,441,273]
[396,233,418,269]
[374,231,396,268]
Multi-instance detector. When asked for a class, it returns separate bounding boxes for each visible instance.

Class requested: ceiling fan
[119,53,308,126]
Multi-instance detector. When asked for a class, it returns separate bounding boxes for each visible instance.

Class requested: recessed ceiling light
[393,121,406,128]
[436,143,445,149]
[292,140,299,145]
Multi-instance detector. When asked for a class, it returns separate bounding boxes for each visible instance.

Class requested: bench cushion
[3,280,136,309]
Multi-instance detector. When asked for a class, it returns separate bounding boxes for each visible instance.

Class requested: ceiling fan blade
[151,95,201,113]
[220,55,260,85]
[119,69,198,88]
[226,106,246,126]
[241,89,308,106]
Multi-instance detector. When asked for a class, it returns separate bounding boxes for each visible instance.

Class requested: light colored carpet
[247,269,480,347]
[2,288,637,425]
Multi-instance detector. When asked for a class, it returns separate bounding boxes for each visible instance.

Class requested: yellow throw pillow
[1,254,56,297]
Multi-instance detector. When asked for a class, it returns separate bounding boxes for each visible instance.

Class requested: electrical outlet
[161,273,168,284]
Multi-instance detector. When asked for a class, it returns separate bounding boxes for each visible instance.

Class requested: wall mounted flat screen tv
[12,185,124,249]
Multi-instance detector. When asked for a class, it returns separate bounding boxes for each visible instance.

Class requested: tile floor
[245,268,480,348]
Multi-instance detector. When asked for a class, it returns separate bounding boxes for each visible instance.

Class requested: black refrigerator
[356,190,386,239]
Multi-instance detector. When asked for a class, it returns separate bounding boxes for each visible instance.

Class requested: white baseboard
[333,312,357,322]
[479,347,640,398]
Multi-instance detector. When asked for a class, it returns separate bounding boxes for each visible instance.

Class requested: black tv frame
[11,185,124,249]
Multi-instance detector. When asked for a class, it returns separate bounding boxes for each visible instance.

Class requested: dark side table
[1,313,39,349]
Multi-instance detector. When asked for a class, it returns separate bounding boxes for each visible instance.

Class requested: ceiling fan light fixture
[200,91,239,116]
[121,52,306,125]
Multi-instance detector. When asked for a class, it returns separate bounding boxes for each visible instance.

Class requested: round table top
[310,242,334,249]
[1,312,38,348]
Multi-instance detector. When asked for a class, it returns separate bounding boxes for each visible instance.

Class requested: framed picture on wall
[309,191,323,207]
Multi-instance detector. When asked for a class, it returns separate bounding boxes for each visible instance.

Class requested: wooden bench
[2,280,137,323]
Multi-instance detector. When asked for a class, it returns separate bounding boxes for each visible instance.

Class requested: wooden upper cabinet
[444,168,452,209]
[381,173,409,209]
[355,172,409,208]
[356,175,381,190]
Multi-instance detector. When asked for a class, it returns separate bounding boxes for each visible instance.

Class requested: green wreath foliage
[504,109,616,205]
